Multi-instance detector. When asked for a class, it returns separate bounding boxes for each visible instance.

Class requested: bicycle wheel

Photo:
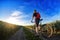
[41,24,53,38]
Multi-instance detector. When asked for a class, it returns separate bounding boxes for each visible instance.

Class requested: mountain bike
[31,19,53,38]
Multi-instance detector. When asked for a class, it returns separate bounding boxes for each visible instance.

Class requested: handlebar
[40,19,43,21]
[31,19,43,23]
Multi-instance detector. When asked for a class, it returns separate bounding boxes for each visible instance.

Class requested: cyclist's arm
[39,12,41,19]
[40,13,41,18]
[31,16,34,21]
[31,13,35,21]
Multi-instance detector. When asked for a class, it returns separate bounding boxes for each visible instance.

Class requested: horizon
[0,0,60,25]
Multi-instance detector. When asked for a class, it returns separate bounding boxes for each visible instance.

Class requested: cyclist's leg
[38,25,41,31]
[35,19,39,35]
[37,19,41,31]
[35,23,39,34]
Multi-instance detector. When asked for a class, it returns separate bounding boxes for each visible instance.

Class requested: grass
[0,20,60,40]
[23,20,60,40]
[23,26,41,40]
[0,21,21,40]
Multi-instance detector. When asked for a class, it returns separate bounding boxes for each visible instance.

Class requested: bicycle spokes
[41,25,53,38]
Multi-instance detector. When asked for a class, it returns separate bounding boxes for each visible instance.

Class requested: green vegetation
[23,20,60,40]
[0,20,60,40]
[0,21,21,40]
[29,20,60,32]
[45,20,60,33]
[23,26,41,40]
[55,20,60,30]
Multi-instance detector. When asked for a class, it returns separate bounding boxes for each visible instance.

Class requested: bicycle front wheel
[41,24,53,38]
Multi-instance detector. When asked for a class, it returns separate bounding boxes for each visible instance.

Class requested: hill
[0,21,22,40]
[46,20,60,30]
[23,20,60,40]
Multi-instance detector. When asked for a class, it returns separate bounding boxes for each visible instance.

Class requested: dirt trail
[8,27,26,40]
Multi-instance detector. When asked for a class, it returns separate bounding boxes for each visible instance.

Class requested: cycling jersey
[33,12,41,19]
[33,12,41,27]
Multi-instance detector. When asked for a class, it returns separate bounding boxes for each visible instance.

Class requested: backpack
[36,13,41,19]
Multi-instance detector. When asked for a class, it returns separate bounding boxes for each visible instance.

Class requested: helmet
[34,9,37,11]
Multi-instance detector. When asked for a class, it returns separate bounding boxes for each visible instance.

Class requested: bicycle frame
[31,19,43,31]
[31,19,53,38]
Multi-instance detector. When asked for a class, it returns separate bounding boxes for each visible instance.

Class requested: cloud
[42,12,60,24]
[3,10,30,25]
[2,10,60,25]
[11,11,22,17]
[51,13,60,20]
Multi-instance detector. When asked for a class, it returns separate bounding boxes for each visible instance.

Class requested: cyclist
[31,10,41,36]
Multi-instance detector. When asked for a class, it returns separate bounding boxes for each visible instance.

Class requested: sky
[0,0,60,25]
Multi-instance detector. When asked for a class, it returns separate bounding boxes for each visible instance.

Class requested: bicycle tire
[41,24,53,38]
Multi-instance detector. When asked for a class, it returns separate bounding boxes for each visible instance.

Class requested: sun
[4,17,19,25]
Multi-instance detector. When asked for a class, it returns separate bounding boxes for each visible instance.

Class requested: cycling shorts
[35,19,40,27]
